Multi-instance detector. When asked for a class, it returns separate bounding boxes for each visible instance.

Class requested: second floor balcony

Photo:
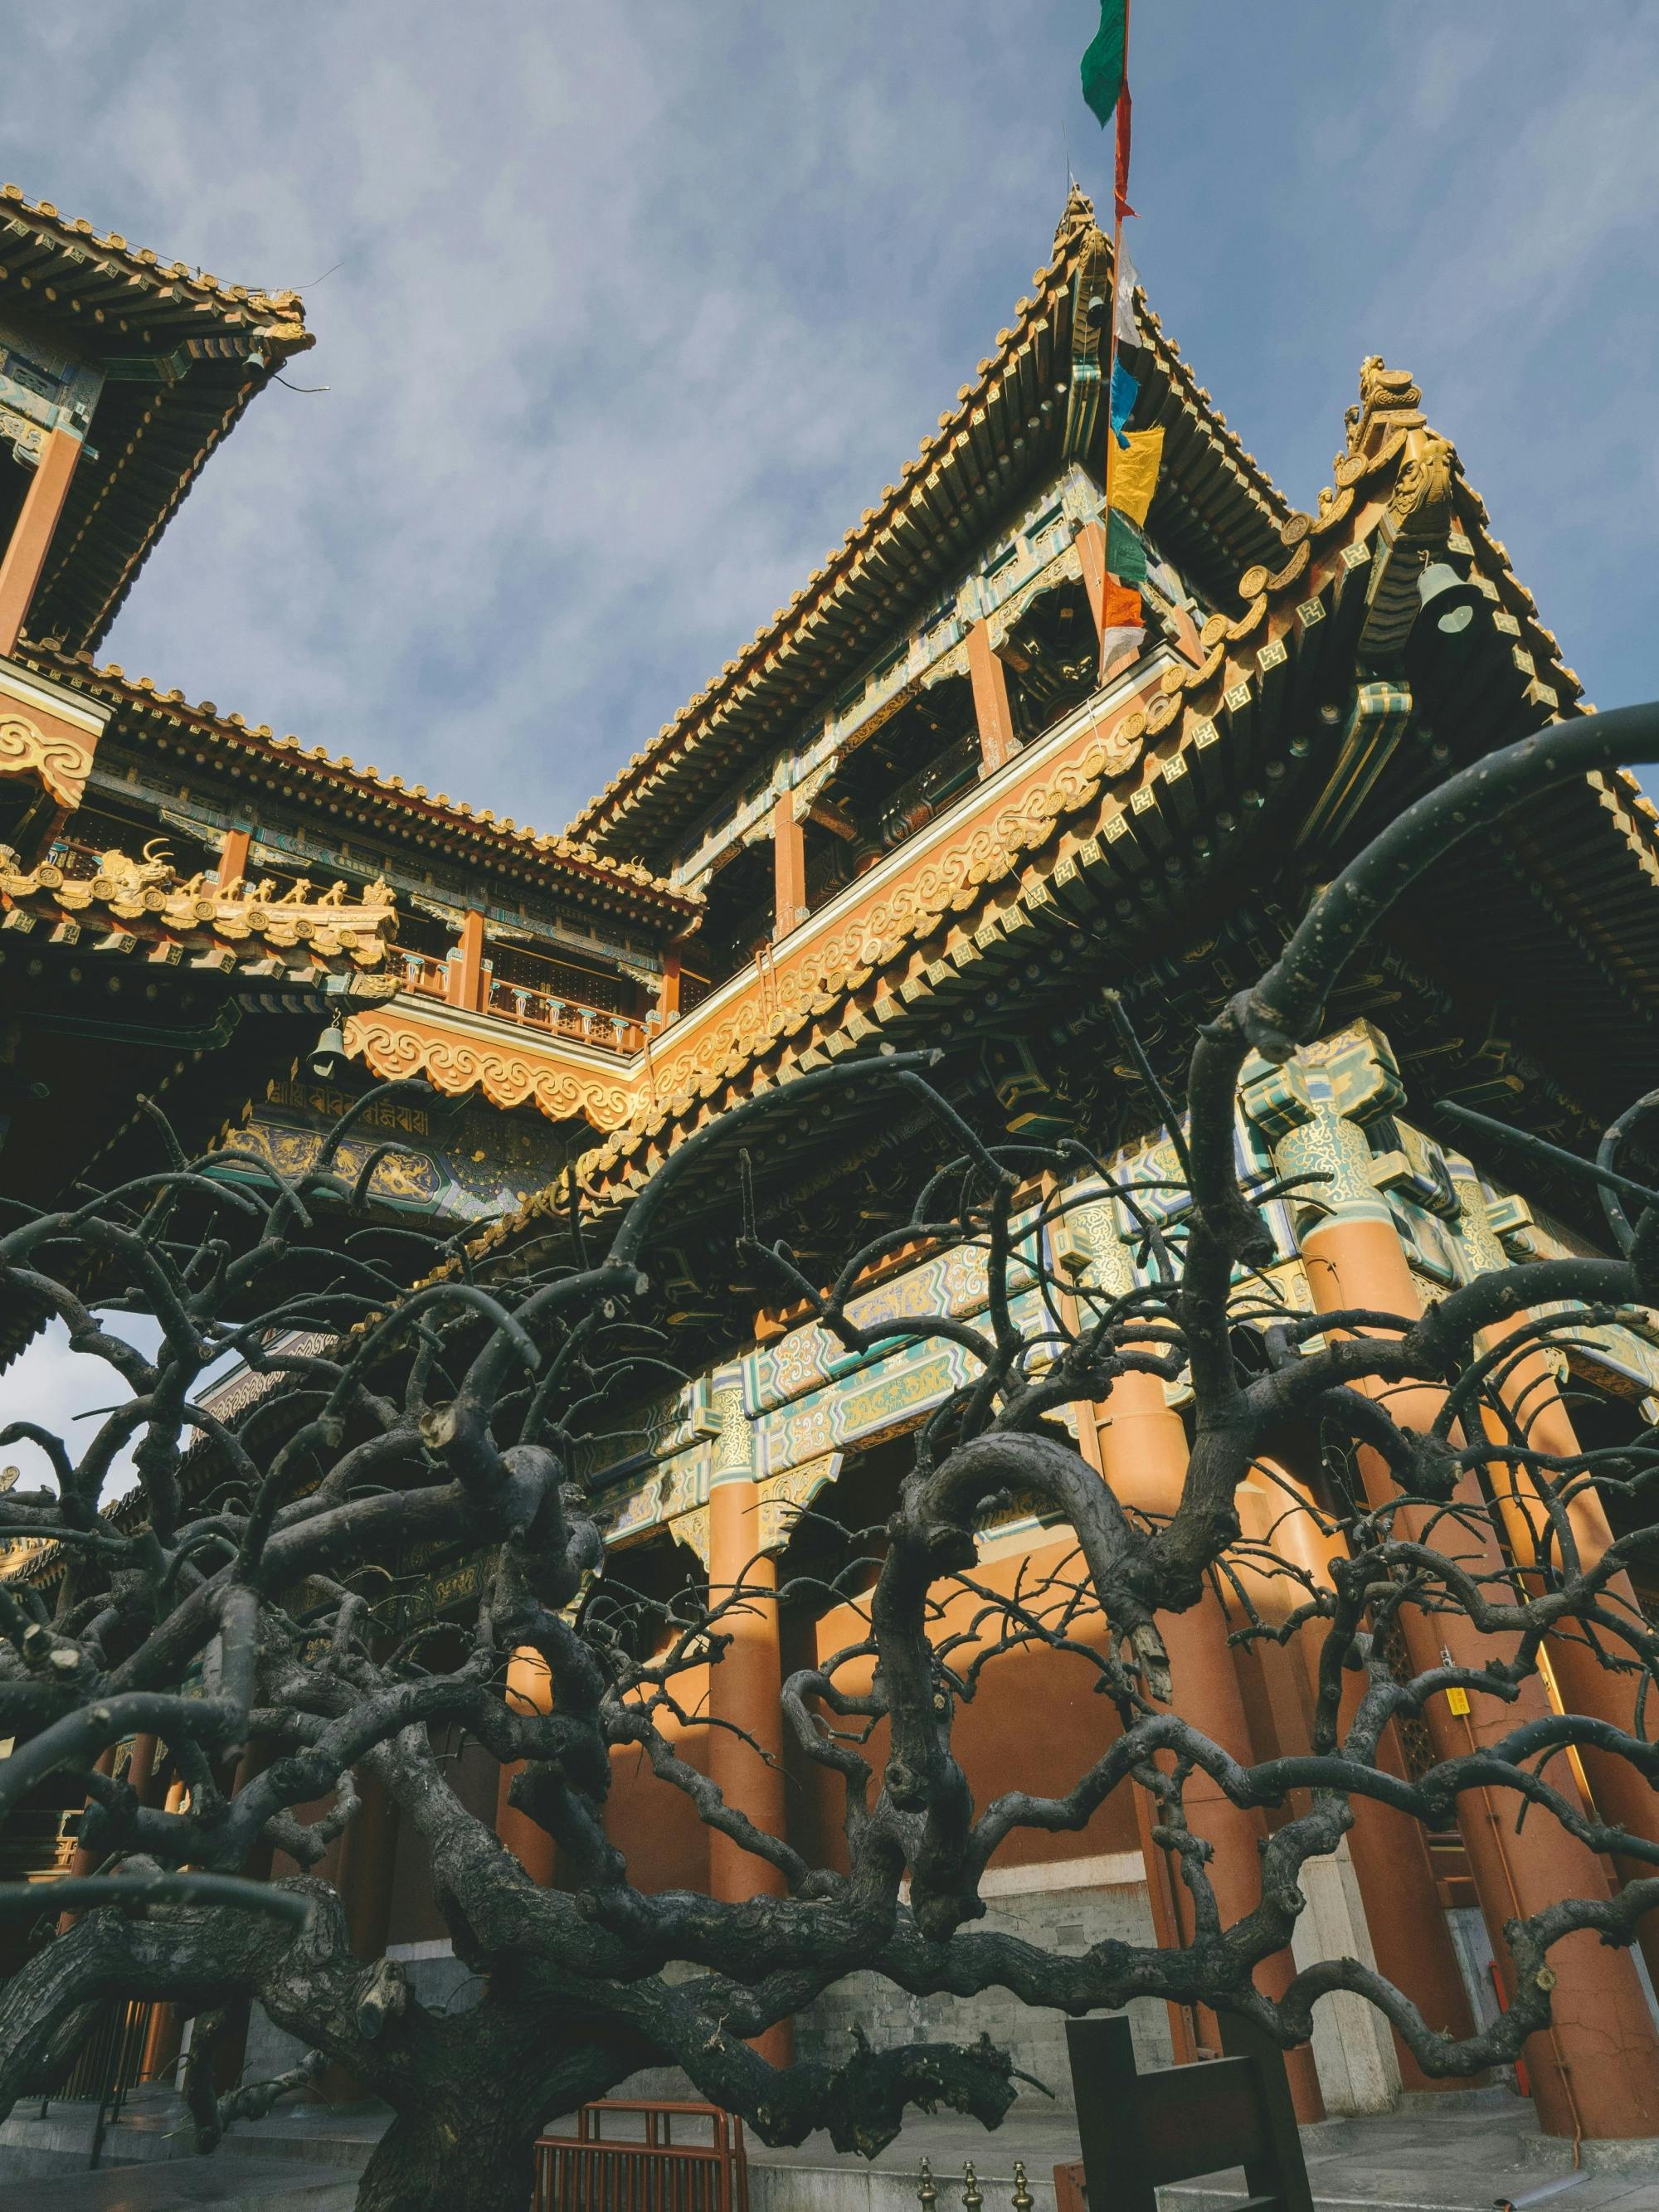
[395,935,649,1057]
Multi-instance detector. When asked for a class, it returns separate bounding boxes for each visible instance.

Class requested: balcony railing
[395,948,646,1055]
[484,977,641,1054]
[398,950,450,999]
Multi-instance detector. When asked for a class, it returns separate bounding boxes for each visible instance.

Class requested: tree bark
[355,2095,539,2212]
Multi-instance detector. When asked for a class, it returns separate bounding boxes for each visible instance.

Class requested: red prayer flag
[1115,87,1136,221]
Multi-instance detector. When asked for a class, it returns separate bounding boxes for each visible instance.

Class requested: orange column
[0,425,81,655]
[1299,1208,1659,2139]
[56,1744,119,1933]
[139,1775,191,2085]
[1267,1479,1482,2093]
[125,1733,159,1806]
[659,950,683,1026]
[1092,1369,1325,2120]
[1481,1322,1659,1994]
[216,826,251,888]
[1076,517,1111,637]
[966,620,1018,776]
[447,907,487,1010]
[496,1647,556,1886]
[706,1375,791,2064]
[335,1773,400,1961]
[772,796,807,940]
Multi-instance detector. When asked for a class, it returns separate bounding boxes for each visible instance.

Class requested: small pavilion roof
[22,642,702,933]
[567,187,1292,868]
[1,181,314,652]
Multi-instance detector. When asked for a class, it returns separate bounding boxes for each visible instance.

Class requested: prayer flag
[1097,574,1145,678]
[1107,511,1147,586]
[1106,426,1164,527]
[1110,358,1139,446]
[1115,85,1135,221]
[1114,241,1141,347]
[1080,1,1129,129]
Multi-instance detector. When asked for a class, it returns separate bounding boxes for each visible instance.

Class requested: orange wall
[603,1658,714,1894]
[787,1533,1138,1881]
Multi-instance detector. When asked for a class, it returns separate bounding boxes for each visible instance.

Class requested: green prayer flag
[1081,1,1129,129]
[1107,510,1147,586]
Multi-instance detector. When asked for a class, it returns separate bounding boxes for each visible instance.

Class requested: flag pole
[1100,0,1131,678]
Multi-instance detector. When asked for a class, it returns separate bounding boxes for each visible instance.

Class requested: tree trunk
[354,2093,538,2212]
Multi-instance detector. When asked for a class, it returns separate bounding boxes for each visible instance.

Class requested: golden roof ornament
[1053,182,1097,250]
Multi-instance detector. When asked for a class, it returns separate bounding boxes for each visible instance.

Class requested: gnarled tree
[2,706,1659,2211]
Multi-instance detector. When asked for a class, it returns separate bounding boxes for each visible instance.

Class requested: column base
[1519,2132,1659,2175]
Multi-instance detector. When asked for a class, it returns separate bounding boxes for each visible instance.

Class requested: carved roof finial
[1347,356,1424,461]
[1054,182,1097,250]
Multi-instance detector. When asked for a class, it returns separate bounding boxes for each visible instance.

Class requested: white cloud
[0,1315,161,1505]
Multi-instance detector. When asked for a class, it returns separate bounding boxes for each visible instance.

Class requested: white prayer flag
[1114,244,1140,347]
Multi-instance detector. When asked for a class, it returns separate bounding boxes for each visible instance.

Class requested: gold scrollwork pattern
[343,1011,630,1131]
[0,713,92,809]
[644,703,1155,1100]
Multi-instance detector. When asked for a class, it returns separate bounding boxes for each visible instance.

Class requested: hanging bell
[308,1022,348,1081]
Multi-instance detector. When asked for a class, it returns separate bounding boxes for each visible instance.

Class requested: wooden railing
[395,950,645,1054]
[484,978,642,1054]
[534,2101,748,2212]
[398,950,450,999]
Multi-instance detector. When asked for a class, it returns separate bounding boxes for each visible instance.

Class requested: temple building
[7,176,1659,2142]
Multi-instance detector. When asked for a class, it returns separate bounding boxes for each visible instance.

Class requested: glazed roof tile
[19,643,701,925]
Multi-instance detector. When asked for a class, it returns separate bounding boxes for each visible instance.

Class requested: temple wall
[791,1859,1172,2106]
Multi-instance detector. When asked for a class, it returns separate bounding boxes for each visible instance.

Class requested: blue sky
[4,1,1656,843]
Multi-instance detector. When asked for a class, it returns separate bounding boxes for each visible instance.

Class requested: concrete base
[7,2085,1659,2211]
[1516,2129,1659,2177]
[0,2088,193,2178]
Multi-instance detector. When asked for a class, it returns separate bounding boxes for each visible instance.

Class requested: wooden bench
[1053,2014,1313,2212]
[533,2098,750,2212]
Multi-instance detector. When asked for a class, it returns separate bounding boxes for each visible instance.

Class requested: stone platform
[2,2089,1658,2211]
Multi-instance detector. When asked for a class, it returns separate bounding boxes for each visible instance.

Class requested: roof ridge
[19,643,699,912]
[0,181,311,338]
[564,196,1292,852]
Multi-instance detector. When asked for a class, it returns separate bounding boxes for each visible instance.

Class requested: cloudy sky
[2,2,1657,1475]
[6,1,1657,842]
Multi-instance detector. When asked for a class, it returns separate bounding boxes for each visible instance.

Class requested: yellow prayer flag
[1106,426,1164,528]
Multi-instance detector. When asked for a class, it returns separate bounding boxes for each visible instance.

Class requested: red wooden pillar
[0,426,82,655]
[1092,1369,1326,2122]
[139,1776,191,2085]
[216,826,252,888]
[658,950,683,1025]
[56,1744,119,1933]
[1267,1475,1482,2093]
[1480,1324,1659,1997]
[496,1647,556,1886]
[772,795,807,939]
[448,907,487,1010]
[706,1375,791,2064]
[1300,1209,1659,2141]
[966,620,1017,776]
[1076,518,1112,642]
